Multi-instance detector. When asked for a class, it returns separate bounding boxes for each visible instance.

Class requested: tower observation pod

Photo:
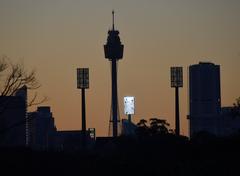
[104,11,124,137]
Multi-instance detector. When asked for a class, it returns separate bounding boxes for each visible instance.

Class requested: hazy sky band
[0,0,239,136]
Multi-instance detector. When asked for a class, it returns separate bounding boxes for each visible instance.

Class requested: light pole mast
[104,11,124,137]
[77,68,89,144]
[170,67,183,136]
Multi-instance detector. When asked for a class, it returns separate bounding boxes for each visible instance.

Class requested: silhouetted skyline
[0,1,240,136]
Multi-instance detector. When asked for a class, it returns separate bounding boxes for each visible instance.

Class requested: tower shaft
[111,59,118,137]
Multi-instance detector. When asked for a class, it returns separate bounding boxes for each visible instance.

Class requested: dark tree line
[136,118,173,137]
[232,97,240,118]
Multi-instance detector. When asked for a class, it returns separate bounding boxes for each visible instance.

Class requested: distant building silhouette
[28,106,56,150]
[54,129,95,151]
[219,107,240,136]
[0,85,96,150]
[188,62,221,137]
[28,106,95,151]
[121,119,137,136]
[0,86,27,147]
[188,62,240,137]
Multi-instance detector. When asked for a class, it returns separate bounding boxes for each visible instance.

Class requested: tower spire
[112,10,115,31]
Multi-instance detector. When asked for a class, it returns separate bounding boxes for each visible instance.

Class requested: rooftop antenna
[112,10,115,31]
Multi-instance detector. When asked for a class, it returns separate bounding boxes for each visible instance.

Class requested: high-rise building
[188,62,221,137]
[219,107,240,136]
[0,86,27,147]
[28,106,56,150]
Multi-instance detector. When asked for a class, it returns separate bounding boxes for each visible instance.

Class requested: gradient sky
[0,0,240,136]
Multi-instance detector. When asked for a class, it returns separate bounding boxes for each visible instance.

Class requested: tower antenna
[112,10,115,30]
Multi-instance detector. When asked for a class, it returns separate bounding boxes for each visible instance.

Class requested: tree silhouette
[136,119,149,136]
[0,56,47,113]
[136,118,170,137]
[149,118,170,135]
[232,97,240,118]
[233,97,240,108]
[137,119,148,127]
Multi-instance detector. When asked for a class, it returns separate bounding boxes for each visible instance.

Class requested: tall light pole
[171,67,183,136]
[104,11,124,137]
[77,68,89,144]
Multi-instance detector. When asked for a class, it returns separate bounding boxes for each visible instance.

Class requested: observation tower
[104,11,124,137]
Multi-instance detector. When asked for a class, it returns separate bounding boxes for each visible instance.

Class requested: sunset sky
[0,0,240,136]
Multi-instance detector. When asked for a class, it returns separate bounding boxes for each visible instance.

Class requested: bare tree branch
[28,92,49,107]
[0,57,7,73]
[0,57,47,114]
